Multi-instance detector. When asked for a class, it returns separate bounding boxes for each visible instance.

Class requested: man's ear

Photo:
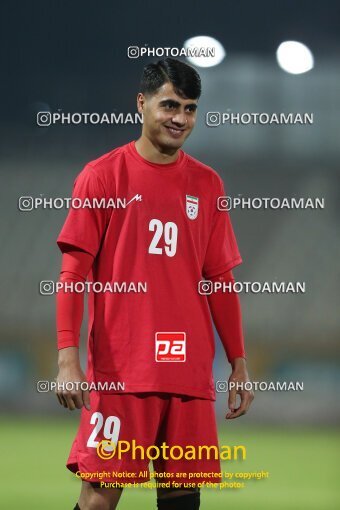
[136,92,145,114]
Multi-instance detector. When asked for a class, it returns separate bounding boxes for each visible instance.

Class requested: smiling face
[137,81,198,153]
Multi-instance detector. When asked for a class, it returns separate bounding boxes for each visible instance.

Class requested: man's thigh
[154,395,221,488]
[69,392,168,484]
[78,481,123,510]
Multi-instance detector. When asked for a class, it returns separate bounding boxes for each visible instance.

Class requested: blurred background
[0,0,339,508]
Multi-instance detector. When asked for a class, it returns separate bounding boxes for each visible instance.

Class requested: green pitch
[0,417,338,510]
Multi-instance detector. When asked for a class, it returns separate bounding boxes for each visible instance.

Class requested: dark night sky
[0,0,339,136]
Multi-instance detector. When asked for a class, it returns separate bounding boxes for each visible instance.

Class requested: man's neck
[134,136,180,165]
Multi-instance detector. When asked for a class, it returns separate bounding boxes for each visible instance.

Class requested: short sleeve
[202,177,242,278]
[57,165,109,257]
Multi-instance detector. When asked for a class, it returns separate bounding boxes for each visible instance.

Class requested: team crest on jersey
[186,195,199,220]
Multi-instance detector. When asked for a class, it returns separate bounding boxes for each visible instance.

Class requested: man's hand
[56,347,90,411]
[226,357,254,419]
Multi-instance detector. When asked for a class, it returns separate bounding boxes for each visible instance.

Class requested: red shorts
[67,392,222,487]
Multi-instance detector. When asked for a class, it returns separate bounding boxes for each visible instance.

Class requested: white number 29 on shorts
[86,412,121,449]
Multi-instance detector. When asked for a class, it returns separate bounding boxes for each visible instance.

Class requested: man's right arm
[55,248,94,411]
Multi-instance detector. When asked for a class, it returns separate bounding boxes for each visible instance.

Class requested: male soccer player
[55,58,254,510]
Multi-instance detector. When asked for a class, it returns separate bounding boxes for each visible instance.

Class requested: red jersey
[57,140,242,400]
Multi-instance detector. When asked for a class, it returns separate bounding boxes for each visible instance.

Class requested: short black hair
[139,58,201,100]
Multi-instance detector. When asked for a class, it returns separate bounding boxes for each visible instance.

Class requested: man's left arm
[207,270,254,419]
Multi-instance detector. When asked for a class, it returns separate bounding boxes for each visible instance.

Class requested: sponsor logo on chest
[155,332,186,362]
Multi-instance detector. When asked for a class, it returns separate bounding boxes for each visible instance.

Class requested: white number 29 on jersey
[148,219,178,257]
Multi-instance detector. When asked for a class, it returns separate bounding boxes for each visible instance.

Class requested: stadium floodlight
[276,40,314,74]
[184,36,226,68]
